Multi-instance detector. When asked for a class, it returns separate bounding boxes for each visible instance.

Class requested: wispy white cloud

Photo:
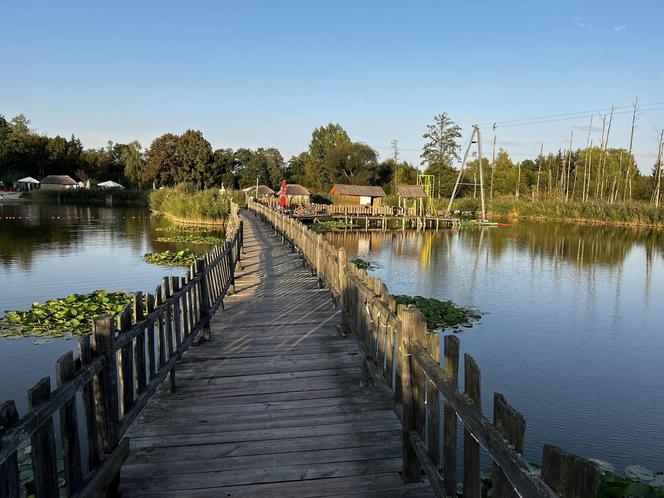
[572,16,592,32]
[613,25,627,32]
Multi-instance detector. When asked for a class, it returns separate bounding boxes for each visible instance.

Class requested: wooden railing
[248,199,601,498]
[0,209,243,498]
[261,198,413,217]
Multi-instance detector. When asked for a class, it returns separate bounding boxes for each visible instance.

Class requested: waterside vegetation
[0,290,133,338]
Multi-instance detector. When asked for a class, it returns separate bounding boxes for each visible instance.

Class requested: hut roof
[40,175,78,186]
[98,180,125,188]
[18,177,40,184]
[396,185,425,198]
[285,184,310,196]
[242,185,275,195]
[331,184,386,197]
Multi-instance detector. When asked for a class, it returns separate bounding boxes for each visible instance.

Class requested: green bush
[149,187,230,222]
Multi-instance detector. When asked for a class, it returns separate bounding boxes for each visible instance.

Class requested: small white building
[98,180,125,189]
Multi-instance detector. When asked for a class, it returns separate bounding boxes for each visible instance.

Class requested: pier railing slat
[247,199,602,498]
[0,203,242,497]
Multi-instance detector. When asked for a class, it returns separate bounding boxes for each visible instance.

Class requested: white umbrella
[98,180,125,189]
[17,177,40,184]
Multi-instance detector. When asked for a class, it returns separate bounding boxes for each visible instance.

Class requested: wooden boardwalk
[120,212,432,497]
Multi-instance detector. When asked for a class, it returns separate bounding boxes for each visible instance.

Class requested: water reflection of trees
[325,222,664,270]
[0,203,153,270]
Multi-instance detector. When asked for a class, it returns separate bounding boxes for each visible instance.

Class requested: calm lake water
[326,223,664,473]
[0,202,220,416]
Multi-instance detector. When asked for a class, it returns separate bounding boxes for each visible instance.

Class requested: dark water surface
[326,222,664,472]
[0,202,219,416]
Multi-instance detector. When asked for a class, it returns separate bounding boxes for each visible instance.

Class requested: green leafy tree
[211,148,236,189]
[176,130,214,188]
[144,133,180,187]
[421,113,462,197]
[122,141,144,188]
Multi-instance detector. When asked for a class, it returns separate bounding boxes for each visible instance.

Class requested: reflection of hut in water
[396,185,425,215]
[357,237,370,258]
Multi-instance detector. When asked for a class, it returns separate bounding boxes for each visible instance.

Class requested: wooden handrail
[0,205,243,498]
[247,199,602,498]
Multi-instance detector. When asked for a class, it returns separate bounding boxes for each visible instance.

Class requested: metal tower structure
[446,124,487,221]
[417,174,435,214]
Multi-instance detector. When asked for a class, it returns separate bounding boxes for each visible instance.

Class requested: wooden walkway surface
[120,212,432,497]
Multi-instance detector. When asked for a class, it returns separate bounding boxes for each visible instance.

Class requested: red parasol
[279,180,287,209]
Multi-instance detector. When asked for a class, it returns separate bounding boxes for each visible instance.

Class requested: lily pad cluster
[352,258,381,271]
[155,225,210,233]
[144,249,198,267]
[395,295,480,330]
[0,290,133,338]
[156,234,222,245]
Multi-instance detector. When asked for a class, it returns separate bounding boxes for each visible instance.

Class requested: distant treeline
[1,112,661,206]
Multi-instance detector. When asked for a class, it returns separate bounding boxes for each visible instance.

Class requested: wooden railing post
[117,305,134,417]
[492,393,526,498]
[463,354,482,498]
[92,316,119,456]
[397,304,420,482]
[55,352,83,496]
[197,258,212,342]
[28,378,59,498]
[542,445,600,498]
[0,401,19,498]
[443,335,460,497]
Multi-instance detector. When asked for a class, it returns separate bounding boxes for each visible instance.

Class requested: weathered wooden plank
[118,305,134,417]
[443,335,459,497]
[0,401,19,498]
[92,316,119,455]
[55,352,83,496]
[78,336,100,470]
[133,292,147,396]
[541,445,599,498]
[28,377,59,498]
[493,393,526,498]
[463,353,481,498]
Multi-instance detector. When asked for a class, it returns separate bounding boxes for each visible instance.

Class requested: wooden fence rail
[262,198,415,217]
[248,199,601,498]
[0,206,243,498]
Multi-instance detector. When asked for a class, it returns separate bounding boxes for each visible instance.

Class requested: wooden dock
[120,213,433,496]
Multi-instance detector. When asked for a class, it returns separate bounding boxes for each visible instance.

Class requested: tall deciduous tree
[421,113,462,197]
[122,141,144,188]
[176,130,214,188]
[144,133,180,187]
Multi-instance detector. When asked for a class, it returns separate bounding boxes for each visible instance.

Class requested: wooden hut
[284,184,311,204]
[329,184,386,207]
[396,184,425,216]
[242,185,275,201]
[40,175,79,190]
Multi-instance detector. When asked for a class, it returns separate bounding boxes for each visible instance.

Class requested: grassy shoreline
[485,198,664,229]
[149,187,230,225]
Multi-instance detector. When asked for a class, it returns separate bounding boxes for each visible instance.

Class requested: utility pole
[653,128,664,207]
[536,141,543,199]
[490,123,497,200]
[565,130,573,201]
[583,115,593,202]
[599,106,614,200]
[624,97,639,201]
[447,125,485,221]
[391,139,399,194]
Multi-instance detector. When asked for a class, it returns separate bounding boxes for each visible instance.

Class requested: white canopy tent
[17,177,40,191]
[98,180,125,189]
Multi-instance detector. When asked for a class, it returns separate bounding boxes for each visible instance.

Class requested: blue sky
[2,0,663,171]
